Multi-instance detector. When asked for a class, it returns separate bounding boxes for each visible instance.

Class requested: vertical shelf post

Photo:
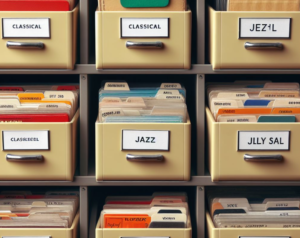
[197,0,205,64]
[80,186,89,238]
[80,74,89,176]
[196,186,205,238]
[197,74,205,175]
[80,0,89,63]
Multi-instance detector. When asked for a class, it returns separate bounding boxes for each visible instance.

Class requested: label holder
[237,131,290,151]
[120,18,170,38]
[2,130,50,151]
[239,18,292,39]
[122,130,170,151]
[2,18,51,39]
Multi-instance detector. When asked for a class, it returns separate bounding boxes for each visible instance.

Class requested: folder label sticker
[2,130,50,151]
[238,131,290,151]
[239,18,291,39]
[122,130,170,151]
[2,18,50,38]
[121,18,169,38]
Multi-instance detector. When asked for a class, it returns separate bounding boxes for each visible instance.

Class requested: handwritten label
[104,82,130,91]
[122,130,169,151]
[238,131,290,151]
[160,83,182,89]
[239,18,291,39]
[121,18,169,38]
[2,130,49,151]
[2,18,50,38]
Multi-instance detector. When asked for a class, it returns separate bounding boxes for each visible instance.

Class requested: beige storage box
[95,116,191,181]
[207,211,300,238]
[209,6,300,69]
[0,212,79,237]
[95,9,191,69]
[0,6,78,69]
[96,214,192,238]
[207,107,300,181]
[0,110,79,181]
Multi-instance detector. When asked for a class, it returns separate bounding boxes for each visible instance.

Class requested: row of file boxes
[0,5,191,69]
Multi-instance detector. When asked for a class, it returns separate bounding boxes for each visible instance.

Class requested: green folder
[258,116,296,123]
[120,0,170,8]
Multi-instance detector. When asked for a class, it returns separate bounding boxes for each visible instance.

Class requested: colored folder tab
[120,0,169,8]
[0,0,70,11]
[244,99,271,106]
[258,115,296,123]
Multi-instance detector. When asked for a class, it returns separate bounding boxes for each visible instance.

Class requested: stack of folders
[209,196,300,228]
[216,0,300,11]
[98,82,188,123]
[208,82,300,123]
[99,192,189,228]
[0,0,78,11]
[0,85,79,122]
[0,190,78,228]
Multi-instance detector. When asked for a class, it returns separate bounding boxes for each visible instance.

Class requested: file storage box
[207,211,300,238]
[96,214,192,238]
[95,9,192,69]
[0,110,79,181]
[0,6,78,69]
[95,116,191,181]
[206,107,300,181]
[0,212,79,237]
[209,6,300,69]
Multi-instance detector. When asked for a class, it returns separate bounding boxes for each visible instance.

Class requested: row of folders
[2,0,300,69]
[3,81,300,182]
[4,189,300,238]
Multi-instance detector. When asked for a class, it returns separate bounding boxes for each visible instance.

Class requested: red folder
[0,0,70,11]
[0,113,69,122]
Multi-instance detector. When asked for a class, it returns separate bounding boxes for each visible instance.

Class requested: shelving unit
[1,0,296,237]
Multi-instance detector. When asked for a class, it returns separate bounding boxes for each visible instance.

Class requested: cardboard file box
[95,9,191,69]
[0,110,79,181]
[96,214,192,238]
[209,6,300,69]
[95,116,191,181]
[0,6,78,69]
[206,107,300,181]
[0,212,79,237]
[207,211,300,238]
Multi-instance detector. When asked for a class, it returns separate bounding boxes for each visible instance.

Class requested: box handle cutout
[126,154,164,162]
[126,41,163,49]
[244,154,283,162]
[7,41,44,49]
[6,154,44,162]
[245,42,283,50]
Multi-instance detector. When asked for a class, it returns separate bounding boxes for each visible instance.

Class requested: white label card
[2,18,50,38]
[239,18,291,39]
[104,82,130,91]
[2,130,50,151]
[238,131,290,151]
[122,130,169,151]
[121,18,169,38]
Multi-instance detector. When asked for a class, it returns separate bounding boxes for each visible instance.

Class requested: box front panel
[99,11,189,69]
[220,11,300,68]
[0,10,74,69]
[102,229,189,238]
[218,123,300,180]
[0,123,71,180]
[100,123,187,180]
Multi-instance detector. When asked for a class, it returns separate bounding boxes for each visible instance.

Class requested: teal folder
[120,0,170,8]
[258,116,296,123]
